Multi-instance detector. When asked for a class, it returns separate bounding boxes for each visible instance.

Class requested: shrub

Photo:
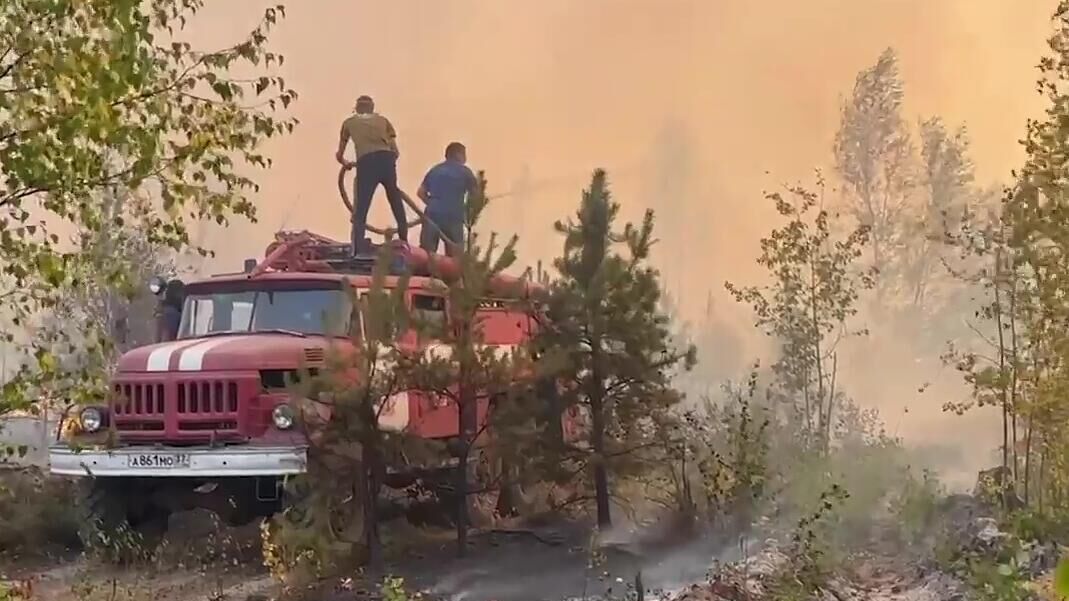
[0,467,80,558]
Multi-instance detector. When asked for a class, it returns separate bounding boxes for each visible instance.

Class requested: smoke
[181,1,1053,475]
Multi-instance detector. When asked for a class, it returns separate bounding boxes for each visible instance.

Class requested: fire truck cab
[49,231,559,548]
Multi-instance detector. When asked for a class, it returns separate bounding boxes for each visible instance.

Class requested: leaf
[0,0,296,422]
[1053,557,1069,599]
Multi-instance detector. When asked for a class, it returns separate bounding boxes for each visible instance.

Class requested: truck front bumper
[48,445,307,477]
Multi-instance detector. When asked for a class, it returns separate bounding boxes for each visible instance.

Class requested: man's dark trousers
[419,217,464,257]
[351,150,407,254]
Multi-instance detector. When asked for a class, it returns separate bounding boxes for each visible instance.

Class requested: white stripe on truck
[146,340,198,372]
[147,338,519,373]
[177,337,243,371]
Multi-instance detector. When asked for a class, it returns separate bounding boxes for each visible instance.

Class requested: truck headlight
[272,404,295,430]
[80,407,104,433]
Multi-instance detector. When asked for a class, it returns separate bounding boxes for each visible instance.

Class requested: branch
[0,48,32,83]
[548,492,596,512]
[964,319,1003,354]
[176,91,287,112]
[605,438,674,460]
[0,150,189,212]
[0,12,287,159]
[0,185,49,209]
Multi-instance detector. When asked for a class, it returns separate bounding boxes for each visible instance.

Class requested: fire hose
[337,164,462,255]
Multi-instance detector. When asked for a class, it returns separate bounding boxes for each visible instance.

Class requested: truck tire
[78,478,170,563]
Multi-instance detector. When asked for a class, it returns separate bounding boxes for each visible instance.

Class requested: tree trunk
[359,391,385,571]
[362,441,383,571]
[590,394,611,528]
[808,261,827,454]
[1037,443,1047,514]
[993,248,1010,502]
[824,355,838,453]
[1008,271,1021,493]
[456,382,478,557]
[1023,421,1034,506]
[495,455,520,518]
[540,377,565,448]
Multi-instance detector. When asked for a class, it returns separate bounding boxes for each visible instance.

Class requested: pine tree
[535,169,695,528]
[404,172,530,557]
[271,247,414,575]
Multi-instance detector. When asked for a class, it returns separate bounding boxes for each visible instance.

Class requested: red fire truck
[49,230,572,549]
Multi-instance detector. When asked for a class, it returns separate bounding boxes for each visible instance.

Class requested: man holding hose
[335,95,408,255]
[417,141,478,257]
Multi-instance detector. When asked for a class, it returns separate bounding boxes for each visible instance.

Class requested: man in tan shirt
[335,95,407,254]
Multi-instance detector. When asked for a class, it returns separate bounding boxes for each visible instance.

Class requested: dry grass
[0,467,81,561]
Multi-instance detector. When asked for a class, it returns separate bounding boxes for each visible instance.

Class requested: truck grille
[111,375,259,441]
[177,381,239,414]
[113,383,166,416]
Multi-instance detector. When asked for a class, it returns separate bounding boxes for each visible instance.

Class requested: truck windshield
[178,288,350,338]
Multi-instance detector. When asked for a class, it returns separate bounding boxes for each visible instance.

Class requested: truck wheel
[78,478,169,563]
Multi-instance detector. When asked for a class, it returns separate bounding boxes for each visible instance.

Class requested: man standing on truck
[335,95,408,255]
[417,142,478,257]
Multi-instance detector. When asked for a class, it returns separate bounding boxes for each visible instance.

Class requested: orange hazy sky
[179,1,1055,472]
[186,1,1052,302]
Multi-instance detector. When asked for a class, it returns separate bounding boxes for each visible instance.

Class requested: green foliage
[533,168,695,528]
[889,468,944,547]
[766,484,850,600]
[1003,509,1069,545]
[648,366,771,527]
[944,534,1034,601]
[943,0,1069,514]
[18,188,175,422]
[0,582,28,601]
[264,246,416,583]
[404,171,531,552]
[721,167,933,555]
[966,560,1033,601]
[1053,557,1069,599]
[381,576,421,601]
[764,419,915,552]
[0,0,297,416]
[0,468,80,558]
[726,172,874,453]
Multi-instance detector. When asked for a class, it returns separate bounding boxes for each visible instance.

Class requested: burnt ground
[1,509,272,601]
[5,515,749,601]
[323,518,757,601]
[1,494,1008,601]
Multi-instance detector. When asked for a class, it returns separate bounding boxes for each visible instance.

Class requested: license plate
[126,453,191,469]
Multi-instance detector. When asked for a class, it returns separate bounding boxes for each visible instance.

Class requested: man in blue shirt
[417,142,478,257]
